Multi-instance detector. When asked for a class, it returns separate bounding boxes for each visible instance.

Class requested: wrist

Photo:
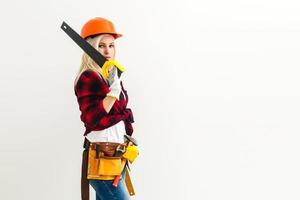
[107,88,121,100]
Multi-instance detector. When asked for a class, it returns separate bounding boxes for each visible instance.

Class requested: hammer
[124,135,138,146]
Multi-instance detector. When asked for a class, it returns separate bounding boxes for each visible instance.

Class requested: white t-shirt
[85,120,126,143]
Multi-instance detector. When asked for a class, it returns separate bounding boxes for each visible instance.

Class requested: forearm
[103,95,117,113]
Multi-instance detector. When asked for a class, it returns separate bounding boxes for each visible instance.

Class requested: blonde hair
[74,34,113,85]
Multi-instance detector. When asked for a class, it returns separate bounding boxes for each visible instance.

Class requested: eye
[109,44,115,48]
[98,45,104,48]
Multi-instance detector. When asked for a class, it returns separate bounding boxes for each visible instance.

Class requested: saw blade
[60,21,122,77]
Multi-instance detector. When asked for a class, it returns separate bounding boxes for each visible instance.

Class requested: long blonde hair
[74,34,109,85]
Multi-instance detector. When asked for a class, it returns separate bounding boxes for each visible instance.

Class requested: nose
[103,47,109,55]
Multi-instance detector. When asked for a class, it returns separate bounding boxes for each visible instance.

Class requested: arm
[75,70,125,131]
[103,66,122,113]
[103,96,117,113]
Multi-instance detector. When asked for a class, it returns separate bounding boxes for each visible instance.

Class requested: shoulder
[74,70,108,94]
[75,70,102,85]
[79,69,101,80]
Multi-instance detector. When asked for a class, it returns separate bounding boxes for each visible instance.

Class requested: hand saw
[60,21,125,78]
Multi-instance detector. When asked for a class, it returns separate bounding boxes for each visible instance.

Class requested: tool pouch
[98,155,122,176]
[87,142,126,180]
[83,140,136,196]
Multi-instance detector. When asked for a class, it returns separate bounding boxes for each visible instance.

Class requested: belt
[89,142,127,157]
[81,138,90,200]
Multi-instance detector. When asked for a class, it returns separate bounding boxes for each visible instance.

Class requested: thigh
[89,171,130,200]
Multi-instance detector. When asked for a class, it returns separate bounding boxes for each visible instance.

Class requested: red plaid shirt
[74,70,134,136]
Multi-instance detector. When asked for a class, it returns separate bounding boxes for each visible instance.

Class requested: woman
[74,17,135,200]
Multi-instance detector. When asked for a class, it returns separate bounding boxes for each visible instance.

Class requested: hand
[107,66,119,86]
[106,66,122,100]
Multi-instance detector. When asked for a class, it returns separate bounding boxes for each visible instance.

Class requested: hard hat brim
[83,33,122,40]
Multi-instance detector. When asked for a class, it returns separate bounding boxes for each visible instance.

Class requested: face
[97,34,115,60]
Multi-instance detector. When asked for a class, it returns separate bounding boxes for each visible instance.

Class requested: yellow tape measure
[123,145,139,164]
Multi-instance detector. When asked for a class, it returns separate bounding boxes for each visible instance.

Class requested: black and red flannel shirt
[74,69,134,136]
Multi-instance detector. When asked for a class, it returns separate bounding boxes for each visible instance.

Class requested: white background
[0,0,300,199]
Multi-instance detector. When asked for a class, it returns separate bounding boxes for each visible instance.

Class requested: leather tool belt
[81,138,135,200]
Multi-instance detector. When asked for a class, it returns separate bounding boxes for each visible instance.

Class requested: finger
[109,67,116,76]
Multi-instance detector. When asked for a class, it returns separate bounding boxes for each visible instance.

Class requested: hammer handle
[112,175,121,187]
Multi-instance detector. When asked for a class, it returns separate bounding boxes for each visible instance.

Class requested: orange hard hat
[80,17,122,39]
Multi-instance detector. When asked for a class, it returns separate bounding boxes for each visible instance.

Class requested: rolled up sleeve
[74,70,125,134]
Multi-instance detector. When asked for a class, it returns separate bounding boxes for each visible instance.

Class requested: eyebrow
[99,42,114,44]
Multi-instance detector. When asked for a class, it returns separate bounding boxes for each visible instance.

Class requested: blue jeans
[89,169,131,200]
